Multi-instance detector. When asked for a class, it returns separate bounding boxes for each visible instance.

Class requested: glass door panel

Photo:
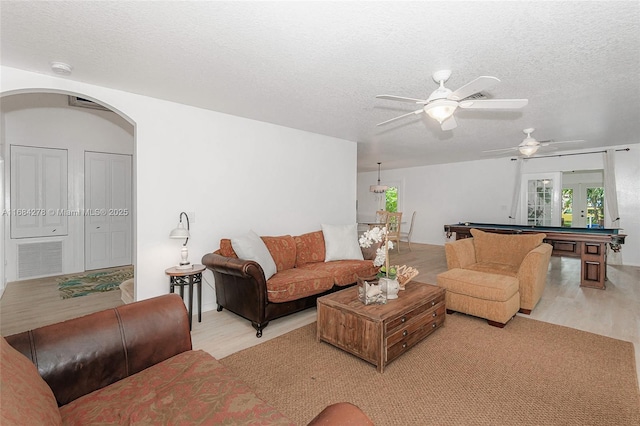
[520,172,561,226]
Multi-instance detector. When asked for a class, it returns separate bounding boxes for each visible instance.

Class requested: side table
[165,264,206,330]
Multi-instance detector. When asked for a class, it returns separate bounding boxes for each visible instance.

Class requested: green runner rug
[57,266,134,299]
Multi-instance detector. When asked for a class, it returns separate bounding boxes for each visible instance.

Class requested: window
[385,187,398,212]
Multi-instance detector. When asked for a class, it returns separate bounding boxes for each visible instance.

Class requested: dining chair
[385,211,402,252]
[375,210,388,224]
[368,210,389,230]
[399,211,416,251]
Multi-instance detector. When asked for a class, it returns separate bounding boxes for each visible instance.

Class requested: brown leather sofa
[203,230,378,337]
[1,294,373,425]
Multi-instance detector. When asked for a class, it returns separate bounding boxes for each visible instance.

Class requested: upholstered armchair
[437,229,552,327]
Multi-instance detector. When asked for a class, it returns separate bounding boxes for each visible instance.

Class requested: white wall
[1,93,134,282]
[358,146,640,266]
[1,66,358,312]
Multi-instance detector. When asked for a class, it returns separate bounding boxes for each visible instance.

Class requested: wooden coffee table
[316,281,445,372]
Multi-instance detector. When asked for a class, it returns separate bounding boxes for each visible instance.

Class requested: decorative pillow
[262,235,296,272]
[321,224,364,262]
[219,239,238,258]
[471,228,546,267]
[294,231,326,267]
[1,337,62,425]
[231,230,278,280]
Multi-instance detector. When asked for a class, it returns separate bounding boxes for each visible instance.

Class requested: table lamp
[169,212,192,269]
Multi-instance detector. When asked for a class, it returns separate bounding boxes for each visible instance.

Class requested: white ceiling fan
[375,70,528,131]
[483,128,585,157]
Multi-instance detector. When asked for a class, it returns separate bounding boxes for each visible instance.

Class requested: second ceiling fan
[376,70,528,131]
[483,128,585,157]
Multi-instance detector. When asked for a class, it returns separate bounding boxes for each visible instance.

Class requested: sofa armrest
[307,402,374,425]
[201,252,269,322]
[5,294,191,407]
[444,238,477,269]
[517,243,553,311]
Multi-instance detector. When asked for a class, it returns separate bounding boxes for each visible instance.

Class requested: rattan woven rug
[220,314,640,425]
[57,266,133,299]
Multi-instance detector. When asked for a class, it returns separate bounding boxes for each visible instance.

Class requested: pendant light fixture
[370,162,388,193]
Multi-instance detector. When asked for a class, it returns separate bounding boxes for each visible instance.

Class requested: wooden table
[165,264,206,330]
[316,281,445,372]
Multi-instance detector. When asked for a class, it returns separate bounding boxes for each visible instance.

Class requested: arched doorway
[1,90,137,330]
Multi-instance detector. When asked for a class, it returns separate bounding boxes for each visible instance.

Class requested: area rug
[220,314,640,425]
[57,266,133,299]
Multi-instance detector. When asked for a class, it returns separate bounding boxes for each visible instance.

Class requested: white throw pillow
[322,223,364,262]
[231,230,277,280]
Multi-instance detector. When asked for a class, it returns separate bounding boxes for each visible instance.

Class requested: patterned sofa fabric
[59,350,294,425]
[300,260,379,287]
[266,268,335,303]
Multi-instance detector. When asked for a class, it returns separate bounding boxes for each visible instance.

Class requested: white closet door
[10,146,68,238]
[85,152,132,270]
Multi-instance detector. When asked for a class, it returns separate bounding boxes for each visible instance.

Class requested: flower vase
[379,277,400,300]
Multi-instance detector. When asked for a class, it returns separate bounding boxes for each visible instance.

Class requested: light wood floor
[2,243,638,383]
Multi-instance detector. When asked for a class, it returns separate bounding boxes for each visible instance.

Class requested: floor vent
[17,241,63,279]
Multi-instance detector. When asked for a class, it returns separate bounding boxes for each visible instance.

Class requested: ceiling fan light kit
[424,99,458,123]
[376,69,527,131]
[518,144,539,156]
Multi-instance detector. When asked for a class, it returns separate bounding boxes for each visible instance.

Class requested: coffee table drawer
[385,292,445,335]
[386,304,445,363]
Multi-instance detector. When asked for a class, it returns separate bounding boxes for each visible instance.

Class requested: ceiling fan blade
[449,76,500,101]
[540,139,585,146]
[440,115,457,131]
[376,109,423,126]
[482,146,518,153]
[376,95,428,103]
[459,99,528,109]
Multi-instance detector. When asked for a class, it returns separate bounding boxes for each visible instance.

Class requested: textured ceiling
[1,1,639,172]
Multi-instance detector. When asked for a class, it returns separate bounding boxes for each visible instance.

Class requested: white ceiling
[1,1,639,172]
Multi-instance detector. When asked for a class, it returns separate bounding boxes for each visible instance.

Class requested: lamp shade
[370,184,388,194]
[169,224,190,239]
[423,99,458,124]
[169,212,191,240]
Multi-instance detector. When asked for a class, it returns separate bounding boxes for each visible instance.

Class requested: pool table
[444,222,627,290]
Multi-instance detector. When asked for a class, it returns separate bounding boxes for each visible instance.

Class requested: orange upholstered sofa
[436,228,552,327]
[202,229,379,337]
[1,294,373,425]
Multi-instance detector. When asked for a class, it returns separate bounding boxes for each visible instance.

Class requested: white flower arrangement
[359,226,394,268]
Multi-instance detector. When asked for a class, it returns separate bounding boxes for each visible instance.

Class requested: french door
[520,172,562,227]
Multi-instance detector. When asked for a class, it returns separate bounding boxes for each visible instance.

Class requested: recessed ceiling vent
[68,96,111,111]
[462,92,488,101]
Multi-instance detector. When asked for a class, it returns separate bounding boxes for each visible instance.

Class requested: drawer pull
[432,323,437,328]
[402,343,407,348]
[401,317,406,323]
[432,312,437,317]
[402,330,408,337]
[431,301,436,306]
